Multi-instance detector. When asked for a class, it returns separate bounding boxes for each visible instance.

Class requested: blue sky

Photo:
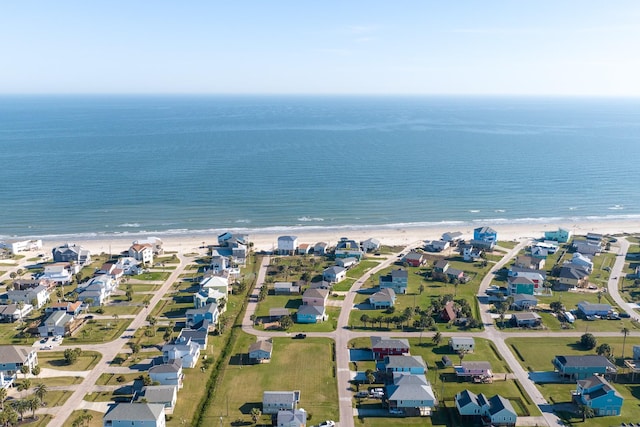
[2,1,639,95]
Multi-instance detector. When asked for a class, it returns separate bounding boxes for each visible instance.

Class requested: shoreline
[22,218,640,256]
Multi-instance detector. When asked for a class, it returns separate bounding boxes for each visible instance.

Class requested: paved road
[605,238,638,321]
[47,254,189,427]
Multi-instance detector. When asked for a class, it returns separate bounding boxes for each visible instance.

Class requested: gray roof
[0,345,33,363]
[512,293,538,302]
[263,390,298,405]
[323,266,346,275]
[554,355,616,369]
[103,403,165,422]
[297,305,325,316]
[277,409,307,426]
[434,260,449,269]
[512,312,541,321]
[388,383,435,402]
[488,394,516,416]
[269,308,290,317]
[149,361,181,374]
[303,288,329,299]
[249,340,273,354]
[392,372,428,385]
[370,288,396,303]
[278,236,297,242]
[456,389,479,409]
[475,226,497,234]
[559,266,589,280]
[370,336,410,350]
[385,355,426,369]
[140,385,177,404]
[461,361,492,371]
[391,269,408,279]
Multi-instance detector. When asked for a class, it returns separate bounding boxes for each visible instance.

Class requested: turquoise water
[1,95,639,239]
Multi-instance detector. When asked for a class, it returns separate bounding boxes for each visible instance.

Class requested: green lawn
[30,376,83,387]
[41,389,73,406]
[506,336,640,372]
[37,350,102,371]
[200,334,339,426]
[63,318,131,344]
[132,271,171,281]
[95,304,142,316]
[63,410,102,427]
[95,372,141,386]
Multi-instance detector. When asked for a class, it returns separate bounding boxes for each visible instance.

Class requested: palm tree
[17,379,31,397]
[11,399,28,421]
[20,365,30,379]
[621,327,630,359]
[457,349,468,365]
[250,407,262,424]
[365,369,376,385]
[34,383,48,403]
[26,396,40,419]
[0,387,7,410]
[432,332,442,346]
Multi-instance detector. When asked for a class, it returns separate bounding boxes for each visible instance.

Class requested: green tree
[365,369,375,384]
[279,315,293,330]
[418,284,425,295]
[621,327,630,359]
[64,348,82,365]
[580,333,597,350]
[250,407,262,424]
[596,343,612,357]
[0,387,7,410]
[26,396,40,419]
[432,332,442,346]
[549,301,564,313]
[17,379,31,397]
[359,314,370,328]
[11,399,28,421]
[31,365,41,378]
[457,349,469,365]
[20,365,30,379]
[34,383,48,403]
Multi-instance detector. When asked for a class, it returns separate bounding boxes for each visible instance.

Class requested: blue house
[368,288,396,309]
[577,301,612,317]
[473,226,498,249]
[296,305,326,324]
[382,355,427,375]
[574,375,623,416]
[544,228,572,243]
[185,303,219,329]
[386,373,436,414]
[379,269,408,295]
[553,355,616,380]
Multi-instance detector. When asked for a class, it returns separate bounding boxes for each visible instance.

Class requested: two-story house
[379,269,408,295]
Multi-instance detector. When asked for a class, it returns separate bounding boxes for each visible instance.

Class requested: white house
[449,337,475,352]
[133,237,164,254]
[7,285,50,309]
[1,239,43,254]
[162,337,200,368]
[277,236,298,255]
[129,243,154,265]
[41,263,73,284]
[361,238,381,252]
[115,257,143,275]
[138,385,178,412]
[322,266,346,283]
[149,361,183,388]
[200,275,229,295]
[567,252,594,273]
[103,403,166,427]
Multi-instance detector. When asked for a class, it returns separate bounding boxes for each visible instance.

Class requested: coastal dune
[36,219,640,256]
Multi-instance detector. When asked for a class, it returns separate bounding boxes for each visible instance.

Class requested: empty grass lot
[200,334,338,426]
[37,350,102,371]
[63,410,102,427]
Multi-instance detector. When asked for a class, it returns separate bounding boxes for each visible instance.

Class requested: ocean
[1,95,639,240]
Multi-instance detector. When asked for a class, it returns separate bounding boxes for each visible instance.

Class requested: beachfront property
[334,237,364,260]
[129,242,154,265]
[322,266,346,283]
[553,355,616,380]
[577,301,612,317]
[449,337,475,352]
[277,236,298,255]
[455,391,517,427]
[361,237,381,252]
[510,312,541,327]
[370,336,410,360]
[544,228,572,243]
[313,242,328,255]
[262,390,300,414]
[103,402,166,427]
[573,375,623,416]
[113,256,144,275]
[425,239,450,252]
[133,236,165,255]
[0,304,33,323]
[296,243,311,255]
[0,239,42,254]
[52,242,91,266]
[0,345,38,387]
[249,339,273,363]
[369,288,396,309]
[379,269,408,294]
[442,231,463,242]
[472,226,497,249]
[276,409,307,427]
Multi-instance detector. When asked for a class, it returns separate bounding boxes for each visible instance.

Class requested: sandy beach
[31,219,640,256]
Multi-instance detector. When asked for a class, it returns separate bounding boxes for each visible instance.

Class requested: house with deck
[137,385,178,412]
[0,346,38,388]
[403,251,425,267]
[277,236,298,255]
[38,311,75,337]
[52,243,91,266]
[249,340,273,363]
[276,409,307,427]
[553,355,616,380]
[544,228,572,243]
[274,282,300,295]
[386,373,436,416]
[162,337,200,368]
[510,294,538,310]
[186,303,219,329]
[455,391,517,427]
[383,355,427,375]
[369,288,396,309]
[0,304,33,323]
[511,312,542,327]
[361,238,381,252]
[455,361,493,379]
[558,265,590,288]
[322,266,346,283]
[296,305,326,324]
[335,237,364,259]
[129,243,154,265]
[379,269,408,294]
[449,337,475,352]
[370,336,410,360]
[41,263,73,284]
[149,361,183,388]
[262,390,300,414]
[573,375,623,416]
[472,226,497,249]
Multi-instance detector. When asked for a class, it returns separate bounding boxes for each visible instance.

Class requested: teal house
[544,228,572,243]
[574,375,623,416]
[553,355,616,380]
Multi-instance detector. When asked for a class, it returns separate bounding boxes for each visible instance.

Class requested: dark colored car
[294,333,307,339]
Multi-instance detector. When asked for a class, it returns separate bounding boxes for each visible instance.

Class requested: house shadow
[229,353,249,366]
[284,299,302,309]
[565,342,585,351]
[354,303,372,310]
[230,421,252,427]
[239,402,263,415]
[628,385,640,400]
